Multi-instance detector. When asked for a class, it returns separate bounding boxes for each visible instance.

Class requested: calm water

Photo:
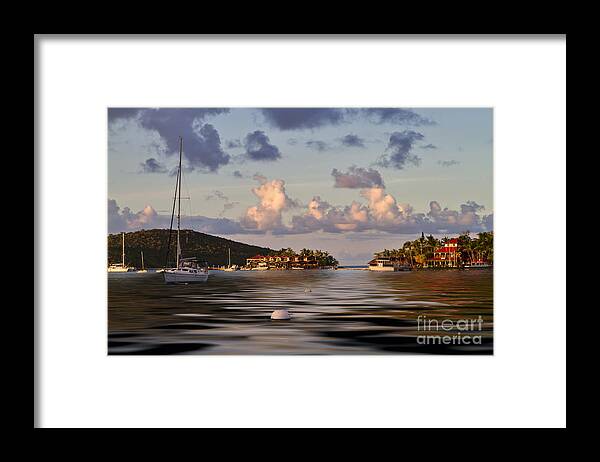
[108,269,493,355]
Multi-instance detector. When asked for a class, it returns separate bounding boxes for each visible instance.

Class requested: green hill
[108,229,272,268]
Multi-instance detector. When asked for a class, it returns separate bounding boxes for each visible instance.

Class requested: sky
[108,108,493,265]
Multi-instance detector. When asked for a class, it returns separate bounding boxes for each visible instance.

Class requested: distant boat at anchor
[137,250,148,273]
[464,260,492,269]
[367,256,411,272]
[223,248,238,272]
[163,137,209,284]
[108,232,134,272]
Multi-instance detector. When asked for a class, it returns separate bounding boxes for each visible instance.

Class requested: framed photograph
[35,35,566,428]
[107,107,494,355]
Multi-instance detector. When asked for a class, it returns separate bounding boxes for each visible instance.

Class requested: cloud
[286,190,491,235]
[340,134,366,148]
[287,138,298,145]
[305,140,330,152]
[260,108,435,131]
[421,143,438,150]
[139,158,167,174]
[108,199,159,232]
[233,170,244,178]
[253,173,268,184]
[108,198,252,235]
[168,164,194,177]
[332,166,385,189]
[243,130,282,161]
[226,139,242,149]
[359,108,435,126]
[110,108,230,172]
[426,200,489,232]
[108,108,141,122]
[205,190,239,216]
[438,160,460,167]
[377,130,424,169]
[460,200,485,214]
[205,190,229,201]
[260,108,346,130]
[240,177,298,231]
[109,189,492,236]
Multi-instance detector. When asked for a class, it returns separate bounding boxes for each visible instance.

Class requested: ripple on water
[108,269,493,354]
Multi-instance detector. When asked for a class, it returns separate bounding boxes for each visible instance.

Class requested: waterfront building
[427,238,461,268]
[246,253,320,270]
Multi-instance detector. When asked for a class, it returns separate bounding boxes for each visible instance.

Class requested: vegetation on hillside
[107,229,273,268]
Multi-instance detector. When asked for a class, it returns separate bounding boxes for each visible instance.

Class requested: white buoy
[271,309,291,320]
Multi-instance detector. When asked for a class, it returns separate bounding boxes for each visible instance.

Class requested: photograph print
[108,107,493,355]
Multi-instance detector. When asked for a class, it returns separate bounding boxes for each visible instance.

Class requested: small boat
[137,250,148,273]
[464,260,492,269]
[291,266,304,270]
[367,257,411,272]
[252,262,269,271]
[108,232,134,272]
[164,257,209,283]
[223,248,238,272]
[162,137,209,284]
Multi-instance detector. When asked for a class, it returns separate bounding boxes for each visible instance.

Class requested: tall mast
[122,232,125,267]
[228,248,231,267]
[176,137,182,269]
[141,250,144,270]
[164,151,180,269]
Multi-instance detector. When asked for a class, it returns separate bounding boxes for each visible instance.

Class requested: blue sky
[108,108,492,265]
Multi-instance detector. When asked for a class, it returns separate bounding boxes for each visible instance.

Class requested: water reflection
[108,269,493,355]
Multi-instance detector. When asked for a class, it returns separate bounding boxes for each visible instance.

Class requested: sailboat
[108,232,134,272]
[137,250,148,273]
[223,247,238,271]
[163,137,209,284]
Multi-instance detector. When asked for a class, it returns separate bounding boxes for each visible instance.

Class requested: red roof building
[428,238,461,268]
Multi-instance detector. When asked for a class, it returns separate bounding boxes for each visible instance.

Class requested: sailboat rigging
[163,137,209,284]
[108,232,134,272]
[223,247,238,271]
[137,250,147,273]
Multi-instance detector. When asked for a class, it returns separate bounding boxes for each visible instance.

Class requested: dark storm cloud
[340,134,366,148]
[331,166,385,189]
[378,130,424,169]
[305,140,330,152]
[260,108,434,131]
[233,170,244,178]
[438,160,460,167]
[260,108,346,130]
[107,108,141,122]
[244,131,282,161]
[139,158,167,174]
[116,108,231,172]
[359,108,435,126]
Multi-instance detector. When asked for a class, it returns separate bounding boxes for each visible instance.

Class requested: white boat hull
[368,265,411,272]
[164,270,209,284]
[368,266,396,271]
[108,266,134,273]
